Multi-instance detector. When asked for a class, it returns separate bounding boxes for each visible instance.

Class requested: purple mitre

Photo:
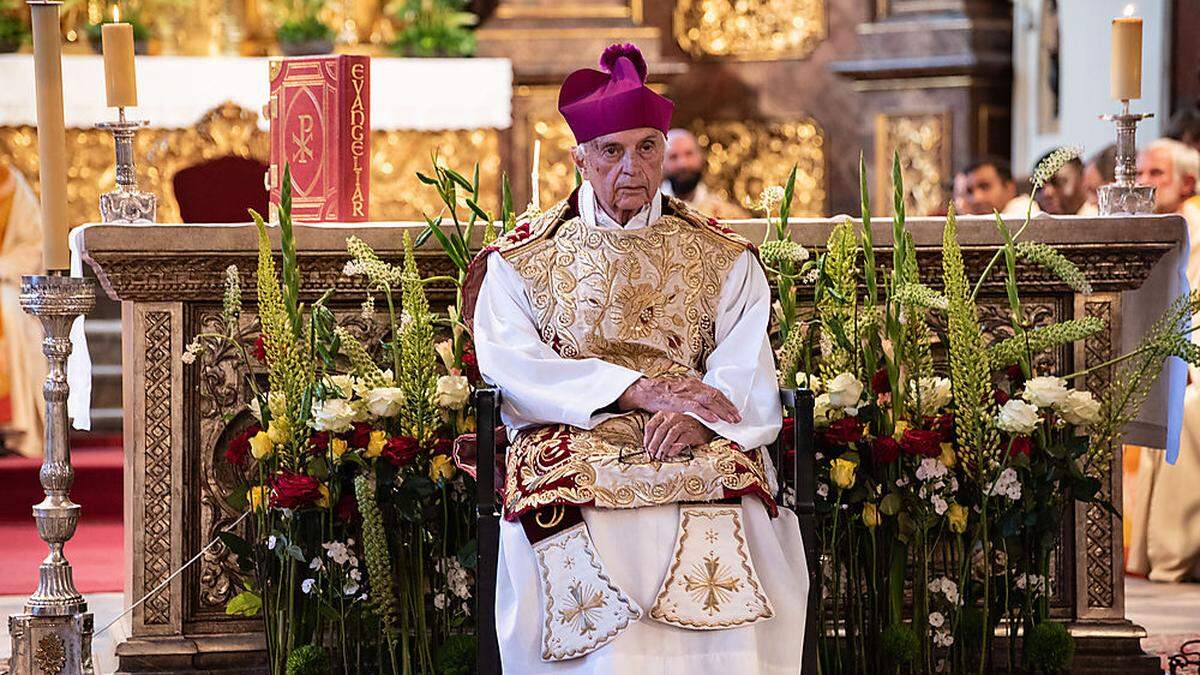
[557,43,674,144]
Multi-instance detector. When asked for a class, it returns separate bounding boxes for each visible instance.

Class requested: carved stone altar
[79,213,1184,673]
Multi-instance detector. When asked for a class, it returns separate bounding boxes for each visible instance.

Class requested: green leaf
[217,531,253,561]
[415,171,439,186]
[226,590,262,617]
[444,167,474,192]
[306,455,329,480]
[778,164,797,231]
[501,173,514,230]
[286,544,306,563]
[278,164,303,339]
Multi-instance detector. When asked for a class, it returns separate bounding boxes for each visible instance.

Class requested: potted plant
[273,0,333,56]
[388,0,476,57]
[0,0,28,53]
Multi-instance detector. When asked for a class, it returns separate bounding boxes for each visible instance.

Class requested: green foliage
[817,219,860,379]
[276,15,332,43]
[434,634,476,675]
[389,0,476,57]
[285,644,330,675]
[0,10,27,47]
[225,589,262,617]
[1016,241,1092,294]
[987,317,1105,370]
[881,623,920,666]
[397,233,441,444]
[85,16,150,44]
[355,473,401,636]
[1025,622,1075,673]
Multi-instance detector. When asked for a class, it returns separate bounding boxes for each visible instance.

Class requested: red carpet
[0,441,123,594]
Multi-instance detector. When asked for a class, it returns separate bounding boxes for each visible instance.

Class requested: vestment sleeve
[686,249,784,449]
[473,252,644,430]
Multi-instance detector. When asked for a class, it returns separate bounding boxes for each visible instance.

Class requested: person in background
[1166,107,1200,153]
[1128,137,1200,583]
[1033,148,1089,215]
[1081,144,1117,215]
[0,163,46,458]
[961,157,1039,216]
[661,128,748,219]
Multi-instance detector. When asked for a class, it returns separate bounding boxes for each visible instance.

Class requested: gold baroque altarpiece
[874,111,951,216]
[673,0,827,60]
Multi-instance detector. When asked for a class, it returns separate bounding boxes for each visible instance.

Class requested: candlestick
[27,0,70,271]
[1111,10,1142,101]
[1098,100,1155,215]
[101,19,137,108]
[7,273,97,675]
[96,108,157,223]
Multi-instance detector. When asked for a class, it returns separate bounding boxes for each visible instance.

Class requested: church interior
[1,0,1200,673]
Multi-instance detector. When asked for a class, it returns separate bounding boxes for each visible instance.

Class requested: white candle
[28,0,70,271]
[1111,5,1143,101]
[530,139,541,210]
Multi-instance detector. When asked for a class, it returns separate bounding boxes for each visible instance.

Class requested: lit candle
[530,139,541,210]
[28,0,71,271]
[101,5,137,108]
[1111,4,1142,101]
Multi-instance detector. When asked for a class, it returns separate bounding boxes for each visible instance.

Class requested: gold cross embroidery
[684,554,741,615]
[558,580,606,635]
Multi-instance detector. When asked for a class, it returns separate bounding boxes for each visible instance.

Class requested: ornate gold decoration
[674,0,827,60]
[691,118,827,217]
[684,554,742,614]
[558,580,607,636]
[143,310,174,626]
[34,633,66,674]
[518,86,579,208]
[0,104,500,228]
[874,112,951,217]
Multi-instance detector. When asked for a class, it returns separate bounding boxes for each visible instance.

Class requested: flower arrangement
[760,150,1200,674]
[187,167,482,674]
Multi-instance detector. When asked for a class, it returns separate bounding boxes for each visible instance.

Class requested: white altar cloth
[0,55,512,131]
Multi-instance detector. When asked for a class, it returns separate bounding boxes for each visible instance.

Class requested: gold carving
[34,634,66,674]
[874,112,950,217]
[691,119,827,217]
[0,103,500,227]
[143,310,174,626]
[674,0,827,60]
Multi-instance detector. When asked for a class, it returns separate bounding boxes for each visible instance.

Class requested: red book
[268,55,370,222]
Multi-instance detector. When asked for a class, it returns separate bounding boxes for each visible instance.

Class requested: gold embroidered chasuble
[493,197,776,520]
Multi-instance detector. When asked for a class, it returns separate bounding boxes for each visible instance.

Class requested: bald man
[661,129,748,219]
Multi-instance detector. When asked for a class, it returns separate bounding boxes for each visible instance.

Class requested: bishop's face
[573,128,665,223]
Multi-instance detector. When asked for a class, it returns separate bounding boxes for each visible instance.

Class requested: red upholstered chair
[172,155,269,223]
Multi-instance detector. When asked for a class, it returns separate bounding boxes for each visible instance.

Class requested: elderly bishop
[464,44,807,674]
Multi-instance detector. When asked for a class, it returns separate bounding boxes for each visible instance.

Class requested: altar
[78,212,1186,674]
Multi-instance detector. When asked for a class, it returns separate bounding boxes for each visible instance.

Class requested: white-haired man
[462,43,806,673]
[1129,138,1200,582]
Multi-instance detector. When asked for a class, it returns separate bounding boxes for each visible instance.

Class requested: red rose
[348,422,373,449]
[1005,364,1025,385]
[224,424,260,469]
[252,334,267,363]
[929,413,955,443]
[871,368,891,396]
[461,349,481,383]
[308,431,330,455]
[822,416,864,446]
[994,388,1011,406]
[335,491,359,524]
[1007,435,1033,458]
[432,436,454,457]
[271,471,323,509]
[900,428,942,457]
[872,436,901,464]
[382,435,421,468]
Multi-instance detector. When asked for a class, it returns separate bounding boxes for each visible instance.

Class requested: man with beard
[661,128,748,219]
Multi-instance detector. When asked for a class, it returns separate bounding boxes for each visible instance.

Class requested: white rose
[996,399,1040,435]
[364,387,406,418]
[1021,376,1069,408]
[911,376,952,411]
[310,398,358,432]
[826,372,864,409]
[795,372,823,393]
[435,375,471,410]
[1057,389,1101,426]
[929,611,945,628]
[325,374,355,399]
[813,393,839,427]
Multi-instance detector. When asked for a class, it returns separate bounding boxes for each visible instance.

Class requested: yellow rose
[267,419,291,445]
[331,438,349,459]
[939,443,956,468]
[893,420,910,440]
[249,431,273,460]
[830,457,858,490]
[948,503,968,534]
[316,484,331,509]
[862,502,880,528]
[247,485,269,511]
[429,454,456,482]
[365,430,388,458]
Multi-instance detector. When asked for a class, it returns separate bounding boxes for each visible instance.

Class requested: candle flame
[112,4,120,22]
[1123,3,1136,17]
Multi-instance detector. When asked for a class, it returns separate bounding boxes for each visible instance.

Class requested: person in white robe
[464,43,807,674]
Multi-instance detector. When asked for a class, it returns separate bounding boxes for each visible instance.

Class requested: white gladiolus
[1021,376,1069,408]
[826,372,864,409]
[996,399,1040,435]
[364,387,406,418]
[435,375,471,410]
[325,374,356,399]
[1057,389,1101,426]
[310,398,358,433]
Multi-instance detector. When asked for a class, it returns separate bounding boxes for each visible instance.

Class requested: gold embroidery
[558,580,607,636]
[684,554,742,615]
[536,505,567,529]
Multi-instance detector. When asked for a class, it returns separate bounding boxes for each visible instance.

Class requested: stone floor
[0,581,1197,673]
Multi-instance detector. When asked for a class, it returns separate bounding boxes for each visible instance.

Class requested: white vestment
[473,182,808,674]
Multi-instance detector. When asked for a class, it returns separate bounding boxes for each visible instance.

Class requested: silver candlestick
[1098,100,1155,215]
[97,107,156,222]
[7,273,96,675]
